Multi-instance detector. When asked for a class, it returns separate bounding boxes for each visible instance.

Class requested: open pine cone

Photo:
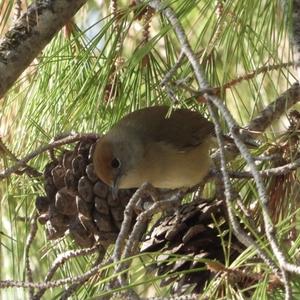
[141,199,244,294]
[35,136,136,248]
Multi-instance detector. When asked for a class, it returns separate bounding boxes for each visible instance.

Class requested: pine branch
[246,83,300,135]
[0,133,99,180]
[0,0,88,98]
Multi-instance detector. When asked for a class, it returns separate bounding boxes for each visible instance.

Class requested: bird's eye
[111,158,121,169]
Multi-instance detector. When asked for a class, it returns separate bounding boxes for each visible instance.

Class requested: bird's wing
[115,106,215,150]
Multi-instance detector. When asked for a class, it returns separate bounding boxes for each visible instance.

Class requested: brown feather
[109,106,215,150]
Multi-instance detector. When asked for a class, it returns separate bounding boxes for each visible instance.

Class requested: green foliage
[1,0,299,299]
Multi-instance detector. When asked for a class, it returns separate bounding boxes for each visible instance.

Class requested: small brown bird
[93,106,215,192]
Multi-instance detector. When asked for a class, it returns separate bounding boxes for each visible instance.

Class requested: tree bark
[0,0,88,98]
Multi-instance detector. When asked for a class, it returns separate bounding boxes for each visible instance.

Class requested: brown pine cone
[35,136,136,248]
[141,200,244,294]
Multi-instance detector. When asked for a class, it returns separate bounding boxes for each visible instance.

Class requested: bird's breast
[118,138,213,189]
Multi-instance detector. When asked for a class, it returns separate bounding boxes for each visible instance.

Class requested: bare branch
[207,101,279,274]
[113,183,156,271]
[0,133,99,181]
[229,157,300,178]
[222,62,294,91]
[0,0,88,97]
[0,136,41,178]
[116,191,182,286]
[148,0,210,90]
[165,60,293,98]
[246,83,300,135]
[0,258,113,290]
[33,244,105,300]
[60,247,106,300]
[161,50,184,86]
[24,214,38,299]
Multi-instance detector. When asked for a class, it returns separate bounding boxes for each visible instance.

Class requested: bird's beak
[111,177,120,199]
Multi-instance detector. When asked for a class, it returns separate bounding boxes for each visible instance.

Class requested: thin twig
[1,259,113,290]
[112,183,155,282]
[0,133,99,181]
[229,157,300,178]
[33,244,105,300]
[207,101,279,273]
[178,81,300,142]
[149,0,210,90]
[60,246,106,300]
[116,191,182,285]
[161,50,185,86]
[160,50,185,103]
[174,62,294,97]
[208,95,292,299]
[24,214,38,300]
[246,83,300,135]
[222,62,294,91]
[0,137,41,178]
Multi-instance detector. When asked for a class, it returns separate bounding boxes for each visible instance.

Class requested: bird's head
[93,129,144,194]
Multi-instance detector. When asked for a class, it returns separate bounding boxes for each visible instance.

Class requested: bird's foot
[134,182,159,213]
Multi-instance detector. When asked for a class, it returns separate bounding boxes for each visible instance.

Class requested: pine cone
[35,136,136,248]
[141,200,244,294]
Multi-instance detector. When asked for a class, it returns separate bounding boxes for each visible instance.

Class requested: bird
[93,106,216,193]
